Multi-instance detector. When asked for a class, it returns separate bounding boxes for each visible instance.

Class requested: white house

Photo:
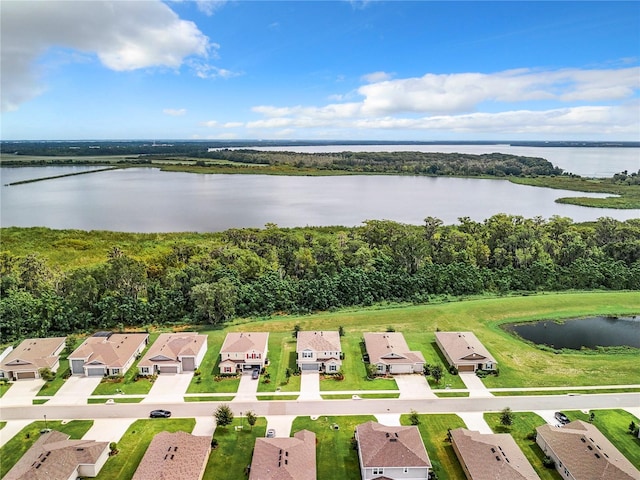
[296,331,342,372]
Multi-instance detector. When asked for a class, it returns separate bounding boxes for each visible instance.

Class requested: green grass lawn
[94,418,195,480]
[32,399,49,405]
[185,395,235,402]
[0,420,93,478]
[87,397,144,404]
[0,422,5,429]
[433,391,470,398]
[563,409,640,466]
[292,415,376,480]
[187,330,241,393]
[0,383,10,397]
[321,393,400,399]
[399,413,467,480]
[257,394,299,400]
[484,412,562,480]
[492,387,640,396]
[204,417,267,479]
[258,332,301,392]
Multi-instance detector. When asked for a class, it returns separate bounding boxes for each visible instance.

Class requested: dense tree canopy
[1,215,639,342]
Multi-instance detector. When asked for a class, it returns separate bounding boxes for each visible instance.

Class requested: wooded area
[2,215,639,342]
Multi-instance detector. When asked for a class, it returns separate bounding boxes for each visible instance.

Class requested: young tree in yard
[629,421,636,434]
[285,368,292,384]
[293,324,301,338]
[338,325,345,337]
[214,404,234,429]
[246,411,257,431]
[366,363,378,379]
[431,365,443,384]
[409,409,420,425]
[500,407,514,427]
[589,412,596,423]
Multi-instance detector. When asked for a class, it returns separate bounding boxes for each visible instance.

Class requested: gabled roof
[356,421,430,469]
[363,332,425,366]
[138,333,207,368]
[0,337,66,373]
[434,332,496,364]
[250,430,316,480]
[68,333,148,368]
[450,428,540,480]
[220,332,269,355]
[4,430,108,480]
[536,421,639,480]
[296,331,342,353]
[132,431,211,480]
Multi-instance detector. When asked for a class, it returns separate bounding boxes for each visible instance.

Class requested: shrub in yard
[448,365,458,375]
[543,456,555,469]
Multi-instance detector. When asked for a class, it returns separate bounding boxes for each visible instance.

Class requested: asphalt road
[2,392,638,422]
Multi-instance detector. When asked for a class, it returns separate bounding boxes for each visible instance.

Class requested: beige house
[249,430,316,480]
[450,428,540,480]
[132,431,211,480]
[536,420,640,480]
[363,332,425,375]
[4,430,109,480]
[219,332,269,374]
[434,331,497,372]
[355,421,431,480]
[137,332,207,375]
[0,337,66,380]
[68,332,149,377]
[296,331,342,372]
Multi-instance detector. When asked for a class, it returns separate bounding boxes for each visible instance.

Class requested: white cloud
[196,0,228,16]
[190,61,242,79]
[361,71,393,83]
[222,122,244,128]
[245,66,639,138]
[1,0,209,112]
[163,108,187,116]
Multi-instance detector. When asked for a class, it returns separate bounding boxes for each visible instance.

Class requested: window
[141,367,149,374]
[111,368,119,375]
[224,366,232,373]
[302,351,313,358]
[329,364,337,372]
[377,364,385,372]
[373,467,384,475]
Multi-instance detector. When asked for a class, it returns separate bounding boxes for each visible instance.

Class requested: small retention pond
[505,316,640,350]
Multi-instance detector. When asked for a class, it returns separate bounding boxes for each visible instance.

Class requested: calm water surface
[506,316,640,349]
[247,145,640,178]
[1,166,638,232]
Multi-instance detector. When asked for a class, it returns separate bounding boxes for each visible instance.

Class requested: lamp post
[240,411,243,430]
[44,414,48,430]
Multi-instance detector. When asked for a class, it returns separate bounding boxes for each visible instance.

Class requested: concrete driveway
[459,373,493,398]
[457,412,493,434]
[375,414,401,426]
[82,418,136,443]
[0,379,45,406]
[265,415,296,437]
[193,416,216,437]
[298,371,321,401]
[142,373,193,403]
[534,410,565,427]
[47,376,102,405]
[395,374,435,399]
[233,371,259,402]
[0,420,32,447]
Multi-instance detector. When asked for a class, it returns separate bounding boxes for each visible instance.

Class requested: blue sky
[1,1,639,141]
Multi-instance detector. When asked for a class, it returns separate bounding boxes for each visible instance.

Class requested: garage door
[300,363,319,371]
[87,368,105,377]
[159,366,179,374]
[16,371,36,379]
[458,364,475,372]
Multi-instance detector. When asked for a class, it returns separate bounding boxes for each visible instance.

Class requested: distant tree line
[1,215,639,342]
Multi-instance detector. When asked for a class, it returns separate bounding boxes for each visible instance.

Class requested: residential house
[434,331,497,373]
[137,332,207,375]
[219,332,269,374]
[449,428,540,480]
[363,332,425,375]
[536,420,640,480]
[131,431,211,480]
[68,332,149,377]
[355,421,431,480]
[296,331,342,372]
[4,430,109,480]
[0,337,66,380]
[249,430,316,480]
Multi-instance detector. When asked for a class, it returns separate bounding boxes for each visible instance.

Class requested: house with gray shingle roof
[450,428,540,480]
[0,337,66,380]
[219,332,269,374]
[137,332,207,375]
[434,331,497,373]
[249,430,316,480]
[296,331,342,373]
[363,332,425,375]
[68,332,148,377]
[131,431,211,480]
[3,430,109,480]
[355,421,431,480]
[536,420,639,480]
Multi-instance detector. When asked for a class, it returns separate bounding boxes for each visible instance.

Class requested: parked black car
[252,368,260,379]
[554,412,569,424]
[150,409,172,418]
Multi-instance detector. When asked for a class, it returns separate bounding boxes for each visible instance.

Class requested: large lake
[2,165,639,232]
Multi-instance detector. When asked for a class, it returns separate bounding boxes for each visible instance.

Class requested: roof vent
[390,438,397,442]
